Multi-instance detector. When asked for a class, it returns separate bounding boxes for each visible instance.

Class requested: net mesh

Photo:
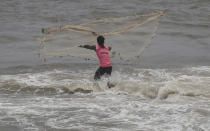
[39,11,163,61]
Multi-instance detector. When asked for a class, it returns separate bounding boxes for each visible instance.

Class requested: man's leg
[94,67,102,80]
[106,67,114,88]
[107,67,112,75]
[105,67,112,76]
[94,67,107,80]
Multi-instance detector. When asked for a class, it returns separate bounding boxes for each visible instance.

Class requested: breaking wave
[1,66,210,99]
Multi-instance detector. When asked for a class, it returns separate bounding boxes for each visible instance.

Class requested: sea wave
[1,66,210,99]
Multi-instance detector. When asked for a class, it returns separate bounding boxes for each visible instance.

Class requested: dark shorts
[94,66,112,80]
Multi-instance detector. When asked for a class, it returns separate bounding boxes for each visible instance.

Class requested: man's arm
[79,45,96,51]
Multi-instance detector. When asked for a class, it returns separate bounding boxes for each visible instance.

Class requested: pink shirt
[96,45,112,67]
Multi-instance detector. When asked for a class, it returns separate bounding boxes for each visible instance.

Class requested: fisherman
[79,35,112,80]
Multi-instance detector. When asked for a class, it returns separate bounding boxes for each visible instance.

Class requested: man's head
[97,35,105,47]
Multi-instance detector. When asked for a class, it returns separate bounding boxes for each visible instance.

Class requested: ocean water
[0,0,210,131]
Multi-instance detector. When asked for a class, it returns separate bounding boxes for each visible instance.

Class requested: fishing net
[39,11,163,61]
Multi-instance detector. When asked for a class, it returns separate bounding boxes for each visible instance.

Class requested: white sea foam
[0,67,210,97]
[0,66,210,130]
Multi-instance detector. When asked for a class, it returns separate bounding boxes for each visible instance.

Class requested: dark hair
[97,35,105,48]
